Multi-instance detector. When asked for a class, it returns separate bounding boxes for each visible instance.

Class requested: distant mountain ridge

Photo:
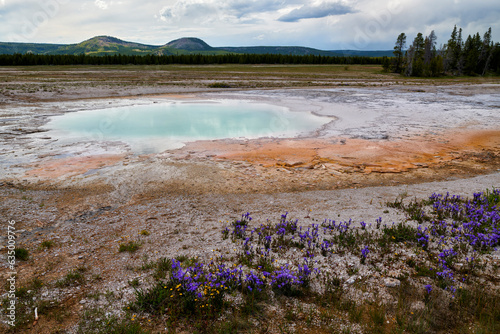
[220,46,340,56]
[0,36,393,57]
[166,37,214,51]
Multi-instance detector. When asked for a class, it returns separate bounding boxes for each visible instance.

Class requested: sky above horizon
[1,0,499,50]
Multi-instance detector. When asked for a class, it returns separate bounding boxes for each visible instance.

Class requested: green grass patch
[207,82,232,88]
[56,267,87,287]
[381,222,418,243]
[14,248,29,261]
[118,241,141,253]
[40,240,55,249]
[77,308,150,334]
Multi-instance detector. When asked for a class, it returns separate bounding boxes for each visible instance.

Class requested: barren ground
[1,65,500,333]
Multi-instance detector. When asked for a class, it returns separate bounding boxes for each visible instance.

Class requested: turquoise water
[45,100,328,153]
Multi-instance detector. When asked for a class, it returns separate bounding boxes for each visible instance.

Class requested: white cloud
[95,0,108,10]
[159,0,222,24]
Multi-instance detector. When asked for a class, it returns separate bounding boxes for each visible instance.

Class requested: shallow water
[43,100,329,153]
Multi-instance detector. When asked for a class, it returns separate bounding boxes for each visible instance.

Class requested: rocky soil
[1,66,500,333]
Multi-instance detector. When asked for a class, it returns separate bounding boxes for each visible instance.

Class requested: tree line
[0,53,384,66]
[385,26,500,76]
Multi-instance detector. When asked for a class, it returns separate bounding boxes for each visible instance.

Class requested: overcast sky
[1,0,499,50]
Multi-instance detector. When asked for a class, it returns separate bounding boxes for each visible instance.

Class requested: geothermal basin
[42,100,330,154]
[1,85,500,195]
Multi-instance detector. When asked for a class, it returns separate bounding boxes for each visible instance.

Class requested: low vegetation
[119,241,141,253]
[14,248,29,261]
[3,190,499,333]
[125,190,500,332]
[56,267,87,288]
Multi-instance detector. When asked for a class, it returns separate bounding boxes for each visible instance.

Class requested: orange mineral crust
[25,154,125,179]
[182,129,500,173]
[21,129,500,189]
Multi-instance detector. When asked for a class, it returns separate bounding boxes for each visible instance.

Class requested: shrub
[381,222,418,243]
[14,248,29,261]
[56,267,87,287]
[119,241,140,253]
[208,82,231,88]
[40,240,54,249]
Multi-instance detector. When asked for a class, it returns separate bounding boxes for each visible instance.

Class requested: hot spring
[43,100,330,153]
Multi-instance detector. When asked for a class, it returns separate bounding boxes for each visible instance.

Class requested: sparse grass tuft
[56,267,87,287]
[207,82,232,88]
[153,257,172,280]
[381,222,418,243]
[118,241,141,253]
[77,307,150,334]
[40,240,54,249]
[139,230,150,236]
[128,278,140,287]
[368,302,386,330]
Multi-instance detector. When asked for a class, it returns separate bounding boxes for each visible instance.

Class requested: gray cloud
[0,0,499,50]
[227,0,296,16]
[278,2,354,22]
[158,0,306,23]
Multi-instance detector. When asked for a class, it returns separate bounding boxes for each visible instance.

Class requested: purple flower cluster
[270,265,304,292]
[320,240,333,256]
[323,219,352,234]
[417,226,430,249]
[231,213,253,240]
[277,212,298,235]
[436,266,456,296]
[169,259,242,302]
[415,190,500,296]
[297,224,319,249]
[220,189,498,301]
[361,245,370,258]
[438,248,458,266]
[244,271,267,292]
[360,245,369,264]
[426,191,500,251]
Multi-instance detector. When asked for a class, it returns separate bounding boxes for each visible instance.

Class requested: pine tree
[463,33,482,75]
[414,33,425,60]
[424,31,437,65]
[445,26,458,72]
[479,27,493,75]
[405,33,425,76]
[455,28,464,74]
[393,33,406,73]
[491,43,500,74]
[404,45,415,76]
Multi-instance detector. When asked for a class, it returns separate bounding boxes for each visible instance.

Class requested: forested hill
[0,36,228,56]
[0,42,66,55]
[220,46,394,57]
[0,36,391,57]
[219,46,343,56]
